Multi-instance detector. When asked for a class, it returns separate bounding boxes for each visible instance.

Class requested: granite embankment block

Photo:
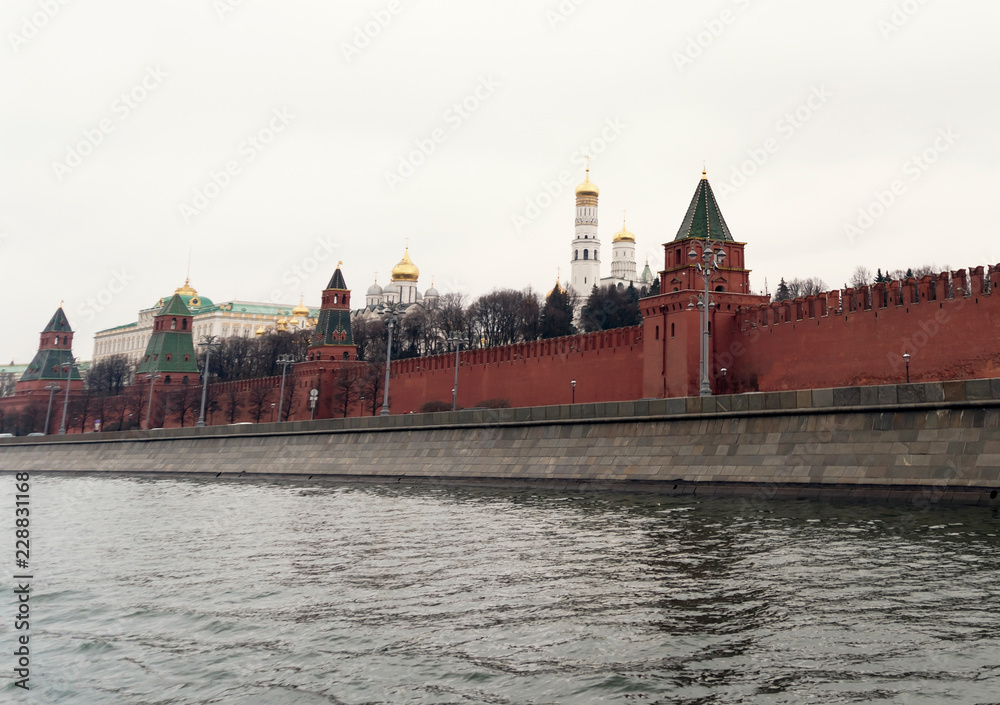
[4,380,1000,504]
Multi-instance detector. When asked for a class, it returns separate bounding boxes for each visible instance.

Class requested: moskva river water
[2,475,999,704]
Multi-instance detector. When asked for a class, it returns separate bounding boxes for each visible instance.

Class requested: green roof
[43,307,73,333]
[19,349,82,383]
[313,309,354,347]
[327,267,348,290]
[673,175,734,242]
[158,294,194,317]
[96,321,138,334]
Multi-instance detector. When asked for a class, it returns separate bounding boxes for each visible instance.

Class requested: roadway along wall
[3,379,1000,505]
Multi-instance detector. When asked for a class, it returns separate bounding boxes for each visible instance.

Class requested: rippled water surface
[2,475,999,704]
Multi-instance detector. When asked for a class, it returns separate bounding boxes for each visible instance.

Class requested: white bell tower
[570,161,601,293]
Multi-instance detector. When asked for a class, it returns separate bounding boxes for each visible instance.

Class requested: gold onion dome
[575,168,599,197]
[613,216,635,243]
[547,277,566,298]
[255,325,266,337]
[292,296,310,317]
[391,248,419,282]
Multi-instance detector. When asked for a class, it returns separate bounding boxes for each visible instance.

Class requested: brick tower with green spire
[296,262,359,420]
[16,306,83,395]
[136,294,199,384]
[640,170,769,398]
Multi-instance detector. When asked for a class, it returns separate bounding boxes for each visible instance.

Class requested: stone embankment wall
[3,379,1000,506]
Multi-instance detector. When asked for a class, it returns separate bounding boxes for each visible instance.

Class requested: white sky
[2,0,998,364]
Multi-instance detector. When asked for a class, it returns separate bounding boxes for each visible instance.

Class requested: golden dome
[391,247,419,282]
[289,317,299,326]
[547,276,567,298]
[292,296,310,317]
[174,278,197,297]
[613,214,635,243]
[575,168,599,197]
[255,325,266,337]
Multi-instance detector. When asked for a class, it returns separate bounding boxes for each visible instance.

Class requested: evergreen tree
[540,283,575,339]
[905,268,914,279]
[774,277,791,301]
[875,268,884,283]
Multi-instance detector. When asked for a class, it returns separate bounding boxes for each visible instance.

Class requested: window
[671,323,675,338]
[343,352,349,360]
[184,354,190,362]
[171,318,177,330]
[182,319,187,330]
[574,250,578,260]
[584,249,589,260]
[165,354,172,361]
[655,325,660,340]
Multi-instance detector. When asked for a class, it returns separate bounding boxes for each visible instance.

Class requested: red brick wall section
[385,327,644,412]
[727,267,1000,391]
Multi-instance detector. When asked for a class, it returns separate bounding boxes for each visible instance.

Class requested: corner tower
[570,164,601,293]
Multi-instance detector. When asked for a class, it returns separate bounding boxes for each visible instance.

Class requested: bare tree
[471,289,524,347]
[168,383,201,427]
[219,386,244,424]
[849,266,872,289]
[332,367,362,418]
[360,362,385,416]
[247,386,274,423]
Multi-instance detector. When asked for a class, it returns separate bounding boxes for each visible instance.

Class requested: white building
[92,279,317,365]
[363,247,439,311]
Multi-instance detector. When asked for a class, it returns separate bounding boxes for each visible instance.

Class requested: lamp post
[270,402,276,422]
[378,303,405,416]
[275,354,295,422]
[721,367,728,395]
[196,335,220,428]
[57,359,78,434]
[43,383,61,435]
[571,379,577,404]
[447,331,469,411]
[358,394,365,418]
[903,352,910,383]
[686,238,727,396]
[144,373,161,430]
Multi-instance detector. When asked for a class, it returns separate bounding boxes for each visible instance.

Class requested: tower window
[584,249,589,260]
[671,323,675,338]
[171,318,177,330]
[574,250,578,260]
[182,319,187,330]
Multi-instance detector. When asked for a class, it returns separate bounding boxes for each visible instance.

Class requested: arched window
[715,285,725,292]
[574,250,578,260]
[164,375,172,384]
[165,354,172,362]
[671,323,675,338]
[171,318,177,330]
[182,319,188,330]
[343,352,349,360]
[584,249,589,260]
[62,336,67,345]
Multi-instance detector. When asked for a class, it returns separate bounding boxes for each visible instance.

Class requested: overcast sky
[2,0,998,364]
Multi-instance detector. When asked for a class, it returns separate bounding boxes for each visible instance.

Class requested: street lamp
[903,352,911,383]
[377,303,405,416]
[358,394,365,418]
[686,238,727,396]
[721,367,728,395]
[571,379,577,404]
[57,359,78,434]
[447,331,469,411]
[144,373,161,430]
[270,402,276,422]
[196,335,221,428]
[43,383,61,435]
[276,353,295,422]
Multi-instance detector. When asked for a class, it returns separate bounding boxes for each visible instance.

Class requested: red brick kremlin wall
[724,267,1000,392]
[386,326,644,412]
